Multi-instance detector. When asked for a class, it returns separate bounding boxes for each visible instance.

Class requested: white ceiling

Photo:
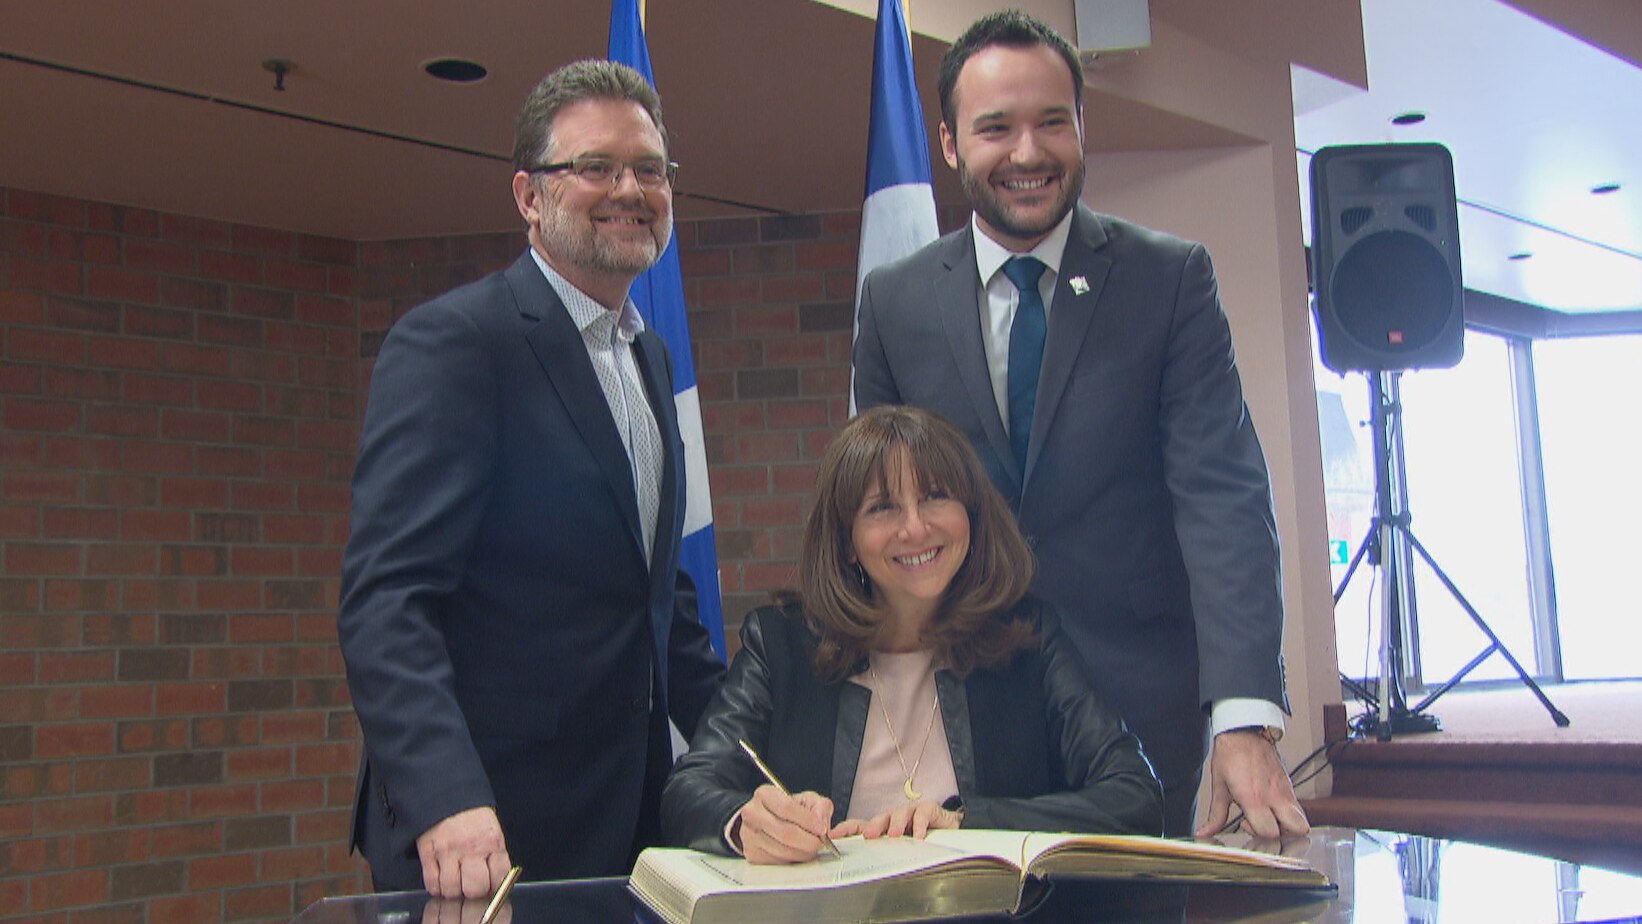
[1294,0,1642,315]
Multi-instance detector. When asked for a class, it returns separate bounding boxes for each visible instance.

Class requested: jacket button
[630,695,649,715]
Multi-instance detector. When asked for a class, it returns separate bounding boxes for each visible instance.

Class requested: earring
[852,561,870,592]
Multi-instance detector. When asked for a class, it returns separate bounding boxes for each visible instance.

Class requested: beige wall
[1070,2,1358,801]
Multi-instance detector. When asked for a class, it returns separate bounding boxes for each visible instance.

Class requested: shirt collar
[971,208,1076,287]
[528,247,646,341]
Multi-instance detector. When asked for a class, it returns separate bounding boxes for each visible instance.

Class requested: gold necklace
[868,662,941,801]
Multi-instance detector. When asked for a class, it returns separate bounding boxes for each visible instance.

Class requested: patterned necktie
[1003,256,1047,476]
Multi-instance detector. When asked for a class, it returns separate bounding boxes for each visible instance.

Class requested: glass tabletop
[289,827,1642,924]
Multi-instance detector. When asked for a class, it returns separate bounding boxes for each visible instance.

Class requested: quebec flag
[853,0,939,406]
[609,0,727,661]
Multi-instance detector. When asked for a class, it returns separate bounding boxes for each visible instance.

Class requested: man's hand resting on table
[416,806,514,899]
[1196,728,1311,839]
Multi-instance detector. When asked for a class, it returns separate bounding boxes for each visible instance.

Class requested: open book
[629,829,1333,924]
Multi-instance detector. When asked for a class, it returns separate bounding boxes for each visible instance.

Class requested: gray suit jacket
[853,204,1286,833]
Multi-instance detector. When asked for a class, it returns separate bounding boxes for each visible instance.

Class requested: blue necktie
[1004,256,1047,476]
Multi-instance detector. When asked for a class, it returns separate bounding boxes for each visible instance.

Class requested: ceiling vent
[1074,0,1151,65]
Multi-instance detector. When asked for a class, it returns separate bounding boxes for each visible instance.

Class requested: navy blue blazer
[339,250,724,885]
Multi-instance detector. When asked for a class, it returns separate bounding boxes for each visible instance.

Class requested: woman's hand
[831,800,962,841]
[736,785,835,865]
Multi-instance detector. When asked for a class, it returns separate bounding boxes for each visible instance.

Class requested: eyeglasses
[531,156,678,189]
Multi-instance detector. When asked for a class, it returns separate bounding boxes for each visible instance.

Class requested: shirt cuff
[1209,699,1287,740]
[724,808,746,856]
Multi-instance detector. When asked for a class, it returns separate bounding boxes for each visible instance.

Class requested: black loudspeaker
[1309,143,1464,372]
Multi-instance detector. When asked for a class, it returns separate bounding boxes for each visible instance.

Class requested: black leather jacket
[661,599,1164,854]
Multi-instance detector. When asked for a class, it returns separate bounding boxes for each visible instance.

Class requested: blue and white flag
[853,0,939,410]
[609,0,726,660]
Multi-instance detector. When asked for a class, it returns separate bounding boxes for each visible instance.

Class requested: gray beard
[540,199,671,276]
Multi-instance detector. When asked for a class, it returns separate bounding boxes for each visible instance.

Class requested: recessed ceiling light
[1508,252,1533,261]
[1390,111,1426,126]
[424,58,488,83]
[1591,182,1622,195]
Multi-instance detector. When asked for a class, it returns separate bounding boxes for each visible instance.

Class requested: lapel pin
[1069,276,1090,296]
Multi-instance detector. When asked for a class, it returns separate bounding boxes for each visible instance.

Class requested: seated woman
[663,406,1162,863]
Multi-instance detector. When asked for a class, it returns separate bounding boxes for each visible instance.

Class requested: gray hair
[512,59,668,171]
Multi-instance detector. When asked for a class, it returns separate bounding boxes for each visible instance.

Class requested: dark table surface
[290,827,1642,923]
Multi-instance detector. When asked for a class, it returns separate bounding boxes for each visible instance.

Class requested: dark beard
[959,156,1083,244]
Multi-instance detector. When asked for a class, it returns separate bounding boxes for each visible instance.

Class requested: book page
[634,834,1006,904]
[922,830,1328,888]
[924,829,1033,870]
[630,837,1026,924]
[694,836,974,889]
[1023,834,1318,871]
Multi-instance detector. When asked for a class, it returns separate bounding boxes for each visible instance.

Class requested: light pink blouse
[846,648,958,820]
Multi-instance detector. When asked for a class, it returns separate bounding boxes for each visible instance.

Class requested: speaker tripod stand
[1334,370,1569,740]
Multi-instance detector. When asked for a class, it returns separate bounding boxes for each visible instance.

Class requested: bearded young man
[853,10,1309,840]
[339,60,724,899]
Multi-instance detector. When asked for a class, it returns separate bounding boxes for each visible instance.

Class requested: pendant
[903,777,921,801]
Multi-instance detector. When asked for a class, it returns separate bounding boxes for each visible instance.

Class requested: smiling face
[939,43,1085,251]
[512,98,673,307]
[850,449,972,637]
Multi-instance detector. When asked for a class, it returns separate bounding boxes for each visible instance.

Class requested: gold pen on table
[737,738,844,860]
[478,864,522,924]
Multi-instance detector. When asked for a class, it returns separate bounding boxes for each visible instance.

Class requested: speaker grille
[1330,230,1456,355]
[1404,204,1437,231]
[1340,207,1373,235]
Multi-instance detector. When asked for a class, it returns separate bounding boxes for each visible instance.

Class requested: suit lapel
[631,332,679,570]
[1029,205,1112,480]
[505,254,646,558]
[937,232,1018,490]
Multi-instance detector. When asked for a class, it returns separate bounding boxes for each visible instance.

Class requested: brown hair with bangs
[799,405,1037,682]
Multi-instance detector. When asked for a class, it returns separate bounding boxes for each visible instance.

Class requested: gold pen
[738,738,844,860]
[478,865,522,924]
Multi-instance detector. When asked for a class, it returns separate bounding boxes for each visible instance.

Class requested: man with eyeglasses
[339,59,725,898]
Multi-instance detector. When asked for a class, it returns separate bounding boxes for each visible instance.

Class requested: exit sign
[1329,540,1349,565]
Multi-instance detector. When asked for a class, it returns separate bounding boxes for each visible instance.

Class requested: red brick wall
[1,188,365,923]
[679,207,967,643]
[676,212,863,637]
[4,186,967,920]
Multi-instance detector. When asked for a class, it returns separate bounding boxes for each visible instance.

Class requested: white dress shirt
[531,250,663,567]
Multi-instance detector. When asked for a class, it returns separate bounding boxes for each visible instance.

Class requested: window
[1315,322,1642,690]
[1314,348,1379,683]
[1533,334,1642,680]
[1398,334,1536,685]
